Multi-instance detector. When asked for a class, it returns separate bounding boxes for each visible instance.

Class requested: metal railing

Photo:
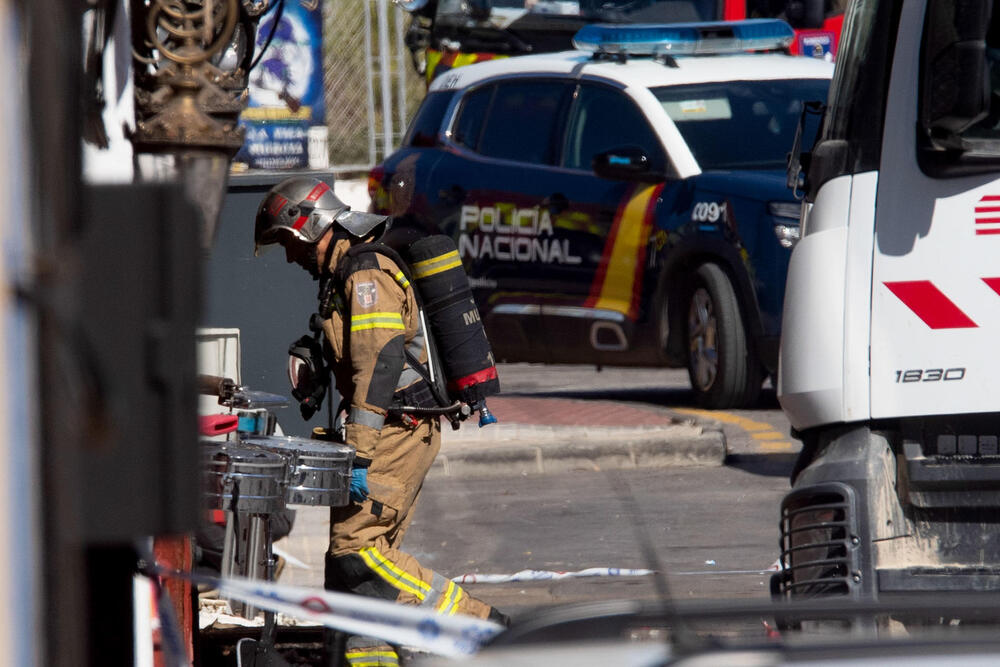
[322,0,426,172]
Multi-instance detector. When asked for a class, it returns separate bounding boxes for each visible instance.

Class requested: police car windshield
[652,78,830,171]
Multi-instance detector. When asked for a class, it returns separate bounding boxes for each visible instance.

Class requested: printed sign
[234,0,325,170]
[797,31,835,60]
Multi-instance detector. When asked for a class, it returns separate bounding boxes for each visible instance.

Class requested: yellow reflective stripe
[358,547,431,600]
[449,586,463,616]
[350,312,405,332]
[425,49,443,84]
[436,580,457,613]
[347,661,399,667]
[352,312,403,323]
[358,549,425,599]
[345,650,399,658]
[350,322,405,331]
[453,52,481,68]
[393,271,410,288]
[368,547,432,594]
[412,250,462,279]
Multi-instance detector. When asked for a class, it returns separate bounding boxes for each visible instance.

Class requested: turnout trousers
[325,419,493,666]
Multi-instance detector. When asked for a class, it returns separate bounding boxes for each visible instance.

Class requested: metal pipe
[377,0,393,157]
[220,513,237,580]
[394,5,407,139]
[364,0,377,166]
[244,515,269,618]
[220,512,245,616]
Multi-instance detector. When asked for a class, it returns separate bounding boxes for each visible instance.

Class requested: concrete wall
[202,171,341,438]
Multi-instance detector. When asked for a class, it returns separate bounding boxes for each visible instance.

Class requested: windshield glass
[653,78,831,170]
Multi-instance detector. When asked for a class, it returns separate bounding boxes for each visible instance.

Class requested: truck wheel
[685,263,762,408]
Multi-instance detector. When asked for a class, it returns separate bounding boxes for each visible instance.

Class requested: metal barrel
[240,435,355,507]
[201,442,288,515]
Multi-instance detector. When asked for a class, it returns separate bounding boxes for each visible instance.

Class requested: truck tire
[685,262,762,408]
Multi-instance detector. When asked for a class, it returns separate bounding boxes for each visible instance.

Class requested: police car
[369,20,832,408]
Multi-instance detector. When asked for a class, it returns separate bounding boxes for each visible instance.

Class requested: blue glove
[349,467,369,503]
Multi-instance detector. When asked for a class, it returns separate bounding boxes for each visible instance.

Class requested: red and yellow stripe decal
[584,183,664,320]
[426,49,508,84]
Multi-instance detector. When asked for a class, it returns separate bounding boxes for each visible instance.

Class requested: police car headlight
[773,223,801,248]
[769,201,802,248]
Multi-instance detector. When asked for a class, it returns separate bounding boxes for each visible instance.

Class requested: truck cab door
[868,0,1000,420]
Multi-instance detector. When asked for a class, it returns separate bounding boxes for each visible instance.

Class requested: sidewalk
[435,395,726,478]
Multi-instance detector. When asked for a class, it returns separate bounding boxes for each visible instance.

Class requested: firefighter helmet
[254,176,389,255]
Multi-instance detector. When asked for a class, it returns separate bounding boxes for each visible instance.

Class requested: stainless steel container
[201,442,288,515]
[240,435,354,507]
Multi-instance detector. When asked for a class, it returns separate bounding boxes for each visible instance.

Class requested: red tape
[448,366,498,391]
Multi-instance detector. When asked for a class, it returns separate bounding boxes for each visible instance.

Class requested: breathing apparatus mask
[288,315,329,420]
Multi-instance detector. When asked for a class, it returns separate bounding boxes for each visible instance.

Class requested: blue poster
[235,0,325,170]
[239,122,310,170]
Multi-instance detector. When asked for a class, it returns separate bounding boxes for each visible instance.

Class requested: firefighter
[254,176,508,666]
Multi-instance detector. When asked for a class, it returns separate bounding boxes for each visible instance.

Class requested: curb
[430,424,727,478]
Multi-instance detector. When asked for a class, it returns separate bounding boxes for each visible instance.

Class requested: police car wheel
[685,263,762,409]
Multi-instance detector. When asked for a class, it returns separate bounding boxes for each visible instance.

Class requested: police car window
[404,90,457,148]
[477,81,571,165]
[653,79,830,170]
[453,85,495,151]
[563,83,666,173]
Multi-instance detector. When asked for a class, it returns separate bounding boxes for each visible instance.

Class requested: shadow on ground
[500,386,782,412]
[725,452,797,479]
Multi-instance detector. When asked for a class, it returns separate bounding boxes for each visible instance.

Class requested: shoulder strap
[340,242,422,304]
[341,243,454,413]
[344,242,413,279]
[317,242,382,318]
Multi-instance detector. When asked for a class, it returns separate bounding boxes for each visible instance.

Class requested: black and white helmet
[254,176,389,255]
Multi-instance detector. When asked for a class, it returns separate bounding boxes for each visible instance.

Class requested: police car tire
[685,263,762,409]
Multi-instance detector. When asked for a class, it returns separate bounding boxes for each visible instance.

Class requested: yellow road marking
[674,408,795,452]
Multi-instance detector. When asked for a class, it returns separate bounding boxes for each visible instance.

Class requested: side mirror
[786,101,825,199]
[464,0,491,22]
[920,0,991,146]
[592,146,660,181]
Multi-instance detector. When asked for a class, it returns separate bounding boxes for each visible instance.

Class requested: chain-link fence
[322,0,427,173]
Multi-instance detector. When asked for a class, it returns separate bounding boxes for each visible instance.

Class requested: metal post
[364,0,377,166]
[394,6,407,140]
[221,512,247,616]
[244,515,269,619]
[0,3,40,664]
[377,0,394,158]
[220,513,237,579]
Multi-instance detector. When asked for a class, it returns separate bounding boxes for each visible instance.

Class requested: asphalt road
[406,364,798,617]
[276,364,801,622]
[407,464,789,615]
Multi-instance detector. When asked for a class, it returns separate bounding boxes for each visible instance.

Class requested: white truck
[773,0,1000,614]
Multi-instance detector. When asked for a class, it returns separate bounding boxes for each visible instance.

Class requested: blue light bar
[572,19,794,57]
